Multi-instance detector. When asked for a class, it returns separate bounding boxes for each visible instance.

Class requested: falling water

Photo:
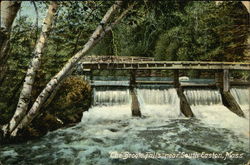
[184,88,249,137]
[137,88,178,105]
[93,89,130,106]
[231,87,250,118]
[137,88,181,118]
[183,88,222,106]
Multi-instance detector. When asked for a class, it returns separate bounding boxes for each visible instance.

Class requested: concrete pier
[129,70,141,117]
[173,70,194,117]
[223,69,229,92]
[215,70,245,117]
[221,91,245,117]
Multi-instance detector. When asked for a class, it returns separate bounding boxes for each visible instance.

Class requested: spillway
[184,88,249,136]
[183,88,222,106]
[93,89,130,106]
[231,87,250,118]
[137,88,181,118]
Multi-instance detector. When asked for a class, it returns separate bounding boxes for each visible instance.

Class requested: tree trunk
[5,2,58,135]
[0,1,21,85]
[10,1,135,137]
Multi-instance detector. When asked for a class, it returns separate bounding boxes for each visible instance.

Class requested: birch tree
[5,2,58,135]
[0,1,21,85]
[10,1,135,136]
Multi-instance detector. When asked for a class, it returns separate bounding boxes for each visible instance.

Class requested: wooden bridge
[77,56,249,119]
[79,56,250,71]
[77,55,250,92]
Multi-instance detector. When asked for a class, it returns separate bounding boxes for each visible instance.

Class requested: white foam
[191,105,249,138]
[137,88,181,118]
[183,88,249,138]
[1,88,248,165]
[82,104,132,123]
[1,150,18,157]
[231,87,250,118]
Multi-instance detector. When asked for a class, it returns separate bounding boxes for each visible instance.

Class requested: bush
[46,76,92,124]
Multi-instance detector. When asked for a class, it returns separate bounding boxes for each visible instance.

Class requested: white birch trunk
[11,1,133,136]
[0,1,21,30]
[0,1,21,84]
[6,2,58,135]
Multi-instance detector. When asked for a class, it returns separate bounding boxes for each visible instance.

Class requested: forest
[0,1,249,142]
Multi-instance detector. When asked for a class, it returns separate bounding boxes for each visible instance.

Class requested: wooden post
[90,70,93,84]
[129,70,141,117]
[221,91,245,117]
[215,70,222,88]
[215,70,222,85]
[130,70,136,87]
[218,70,244,117]
[177,88,194,117]
[223,69,229,92]
[173,70,194,117]
[173,70,180,88]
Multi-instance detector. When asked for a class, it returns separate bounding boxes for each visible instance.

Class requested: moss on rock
[2,76,92,143]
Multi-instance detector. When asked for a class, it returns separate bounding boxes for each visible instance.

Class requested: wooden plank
[181,83,216,87]
[223,69,229,92]
[230,81,250,86]
[135,81,173,84]
[173,70,180,88]
[80,62,250,70]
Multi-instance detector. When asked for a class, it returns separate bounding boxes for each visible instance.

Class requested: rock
[1,76,91,144]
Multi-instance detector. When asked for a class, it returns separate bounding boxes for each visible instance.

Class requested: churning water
[137,88,181,118]
[184,88,249,137]
[0,87,249,165]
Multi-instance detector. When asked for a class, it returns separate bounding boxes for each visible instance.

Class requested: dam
[0,56,249,164]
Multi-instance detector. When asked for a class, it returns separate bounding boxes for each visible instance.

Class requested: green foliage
[155,1,249,62]
[0,1,106,124]
[47,76,91,123]
[91,0,181,57]
[0,16,37,125]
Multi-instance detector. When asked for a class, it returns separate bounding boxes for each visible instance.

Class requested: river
[0,82,249,165]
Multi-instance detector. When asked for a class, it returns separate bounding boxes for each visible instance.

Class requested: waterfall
[183,88,222,105]
[230,87,250,106]
[231,87,250,118]
[83,89,132,122]
[184,88,249,135]
[91,87,181,120]
[137,88,181,118]
[93,89,130,106]
[137,88,179,105]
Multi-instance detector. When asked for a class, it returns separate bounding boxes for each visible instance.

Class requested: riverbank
[0,76,91,144]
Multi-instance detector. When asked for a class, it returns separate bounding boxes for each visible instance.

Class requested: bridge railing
[78,55,250,70]
[81,55,155,63]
